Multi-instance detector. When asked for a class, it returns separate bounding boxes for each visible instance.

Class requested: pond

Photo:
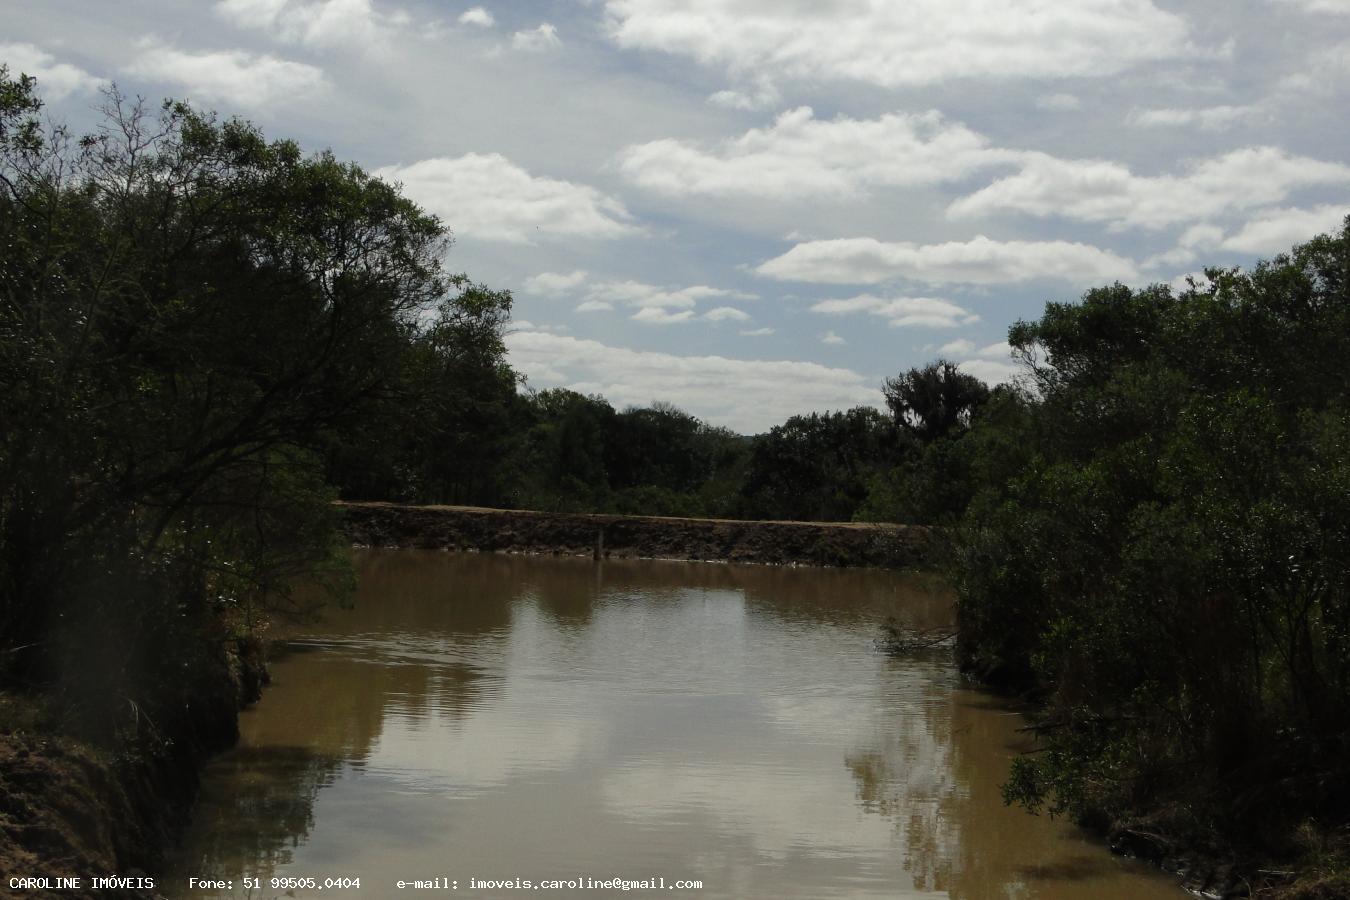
[168,550,1180,899]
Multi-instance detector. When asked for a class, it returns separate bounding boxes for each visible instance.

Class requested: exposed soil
[337,501,933,569]
[0,640,266,899]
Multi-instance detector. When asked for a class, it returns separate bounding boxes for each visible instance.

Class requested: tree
[740,407,899,521]
[952,220,1350,863]
[883,360,990,444]
[0,71,503,735]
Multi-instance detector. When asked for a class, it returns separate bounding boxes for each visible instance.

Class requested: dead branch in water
[876,620,958,655]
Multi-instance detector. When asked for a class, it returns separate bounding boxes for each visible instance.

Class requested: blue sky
[5,0,1349,432]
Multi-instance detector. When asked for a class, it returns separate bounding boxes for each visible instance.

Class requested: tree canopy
[949,222,1350,867]
[0,71,513,734]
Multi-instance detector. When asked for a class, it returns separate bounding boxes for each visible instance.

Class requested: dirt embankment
[0,640,266,900]
[337,502,933,569]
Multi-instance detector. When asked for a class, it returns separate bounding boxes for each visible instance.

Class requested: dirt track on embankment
[337,502,933,569]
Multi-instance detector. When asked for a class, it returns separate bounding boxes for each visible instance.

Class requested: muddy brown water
[166,550,1181,899]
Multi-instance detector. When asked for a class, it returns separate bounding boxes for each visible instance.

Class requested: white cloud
[938,338,975,356]
[618,106,1015,199]
[811,295,980,329]
[1129,105,1261,130]
[544,276,756,323]
[703,306,751,322]
[510,319,567,333]
[582,280,755,310]
[127,42,326,108]
[0,43,101,100]
[707,80,780,111]
[617,107,1021,199]
[1168,272,1214,294]
[1215,206,1350,255]
[821,330,846,345]
[1146,206,1346,267]
[633,306,695,324]
[958,358,1020,385]
[1036,93,1082,112]
[459,6,494,26]
[740,327,774,336]
[215,0,403,48]
[1143,223,1226,268]
[932,340,1018,383]
[513,23,560,51]
[762,236,1139,286]
[602,0,1194,89]
[504,331,881,432]
[523,270,589,295]
[1219,205,1346,254]
[949,147,1350,230]
[374,154,640,243]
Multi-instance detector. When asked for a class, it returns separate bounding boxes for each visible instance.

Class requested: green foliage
[883,359,990,444]
[0,72,505,741]
[738,407,901,522]
[496,390,752,517]
[323,277,519,505]
[950,220,1350,856]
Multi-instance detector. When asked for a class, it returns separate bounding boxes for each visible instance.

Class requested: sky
[4,0,1349,433]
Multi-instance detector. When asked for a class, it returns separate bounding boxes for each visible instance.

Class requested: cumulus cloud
[810,295,980,329]
[215,0,406,47]
[374,154,640,243]
[127,42,326,108]
[938,338,976,355]
[602,0,1194,89]
[533,273,758,323]
[703,306,751,322]
[504,331,881,432]
[458,6,494,26]
[509,319,567,333]
[1144,223,1225,268]
[617,107,1021,199]
[523,270,589,295]
[582,280,756,310]
[0,43,101,100]
[949,147,1350,230]
[1219,205,1346,253]
[761,236,1139,286]
[513,23,560,51]
[1151,206,1346,265]
[959,357,1020,385]
[821,330,846,345]
[707,80,780,111]
[931,340,1018,384]
[1129,105,1262,130]
[1168,272,1215,294]
[633,306,695,324]
[740,327,775,336]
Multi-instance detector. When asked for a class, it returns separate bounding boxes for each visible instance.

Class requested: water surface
[169,551,1180,899]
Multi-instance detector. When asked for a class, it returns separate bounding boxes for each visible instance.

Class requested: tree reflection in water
[170,551,1176,900]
